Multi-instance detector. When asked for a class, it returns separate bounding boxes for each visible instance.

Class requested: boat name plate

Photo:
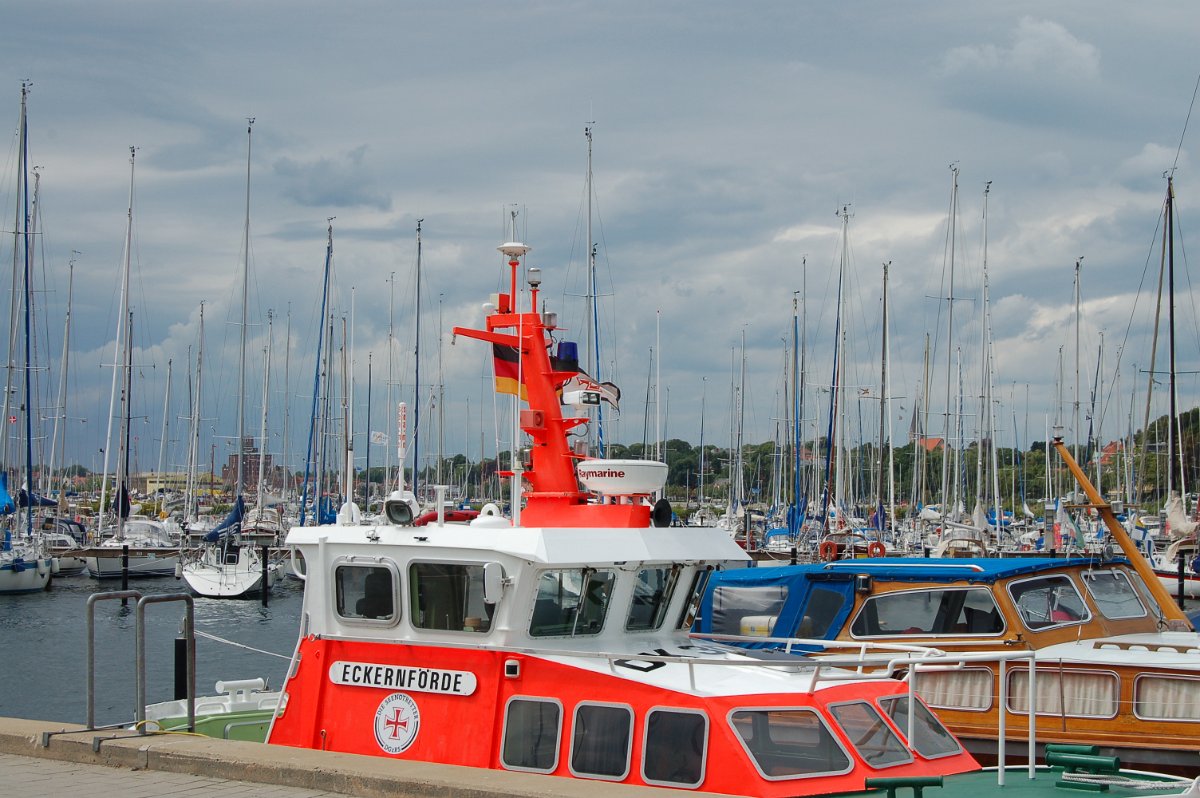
[330,661,477,695]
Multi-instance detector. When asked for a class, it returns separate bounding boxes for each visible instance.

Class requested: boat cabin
[697,557,1200,771]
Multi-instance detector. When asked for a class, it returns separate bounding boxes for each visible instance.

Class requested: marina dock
[0,716,708,798]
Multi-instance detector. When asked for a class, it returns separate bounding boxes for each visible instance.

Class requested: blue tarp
[204,496,245,542]
[696,556,1127,646]
[17,489,56,508]
[0,473,14,515]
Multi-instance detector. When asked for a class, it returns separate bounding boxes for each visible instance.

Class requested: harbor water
[0,572,302,726]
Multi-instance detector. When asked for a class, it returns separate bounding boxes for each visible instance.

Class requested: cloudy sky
[1,2,1198,488]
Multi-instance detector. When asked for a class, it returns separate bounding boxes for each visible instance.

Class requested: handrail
[136,593,196,734]
[78,591,196,736]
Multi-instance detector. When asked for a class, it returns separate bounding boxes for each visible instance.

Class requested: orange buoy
[818,540,838,561]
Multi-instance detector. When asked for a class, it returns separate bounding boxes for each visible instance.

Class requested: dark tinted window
[501,699,560,772]
[643,710,706,786]
[571,703,632,779]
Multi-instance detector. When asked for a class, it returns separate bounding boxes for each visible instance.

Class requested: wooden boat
[698,437,1200,773]
[143,244,1199,796]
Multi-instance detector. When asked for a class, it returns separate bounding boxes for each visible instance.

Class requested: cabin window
[828,701,911,768]
[710,585,788,637]
[914,667,994,711]
[678,567,712,630]
[530,568,615,637]
[794,587,846,638]
[877,695,962,759]
[408,562,492,632]
[1005,668,1118,717]
[1008,575,1091,630]
[1127,570,1168,621]
[850,587,1003,637]
[626,566,680,632]
[729,707,852,779]
[642,709,707,787]
[334,563,398,623]
[569,702,633,780]
[1135,675,1200,721]
[501,697,561,772]
[1082,569,1147,620]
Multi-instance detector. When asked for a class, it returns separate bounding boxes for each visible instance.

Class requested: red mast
[453,243,652,528]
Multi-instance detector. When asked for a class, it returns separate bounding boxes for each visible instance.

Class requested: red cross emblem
[384,708,408,738]
[7,416,14,424]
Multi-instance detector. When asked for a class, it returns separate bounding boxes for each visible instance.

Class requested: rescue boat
[152,243,1200,796]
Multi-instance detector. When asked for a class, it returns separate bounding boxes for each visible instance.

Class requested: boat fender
[51,557,60,575]
[652,498,672,528]
[37,559,49,577]
[480,502,501,518]
[867,541,886,558]
[819,540,838,561]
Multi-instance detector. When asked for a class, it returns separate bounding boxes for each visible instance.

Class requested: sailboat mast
[156,359,172,497]
[98,146,136,538]
[257,312,273,510]
[46,253,76,499]
[698,377,706,506]
[1,85,28,478]
[235,118,254,499]
[412,219,423,502]
[299,221,334,525]
[876,261,889,534]
[1167,177,1179,496]
[19,82,34,539]
[1074,256,1083,469]
[186,303,206,521]
[940,166,959,521]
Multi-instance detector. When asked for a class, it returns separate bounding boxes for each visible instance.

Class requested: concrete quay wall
[0,716,727,797]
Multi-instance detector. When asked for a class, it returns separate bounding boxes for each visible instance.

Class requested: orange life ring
[867,541,886,558]
[818,540,838,561]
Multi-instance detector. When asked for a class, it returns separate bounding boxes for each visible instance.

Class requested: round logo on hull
[374,692,420,754]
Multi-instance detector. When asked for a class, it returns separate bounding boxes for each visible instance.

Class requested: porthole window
[334,563,398,624]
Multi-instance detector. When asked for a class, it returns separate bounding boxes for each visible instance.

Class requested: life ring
[867,541,886,558]
[818,541,838,561]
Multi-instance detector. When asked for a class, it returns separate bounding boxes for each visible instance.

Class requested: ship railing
[615,636,1041,786]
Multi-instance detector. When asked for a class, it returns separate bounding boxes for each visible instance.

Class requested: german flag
[493,343,526,400]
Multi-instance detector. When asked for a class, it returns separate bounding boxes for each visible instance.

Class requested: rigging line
[194,629,291,660]
[1171,71,1200,175]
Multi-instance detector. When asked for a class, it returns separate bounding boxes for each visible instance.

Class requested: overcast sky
[1,2,1198,486]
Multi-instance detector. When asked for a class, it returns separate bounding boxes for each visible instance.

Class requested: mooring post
[121,544,129,603]
[261,544,269,608]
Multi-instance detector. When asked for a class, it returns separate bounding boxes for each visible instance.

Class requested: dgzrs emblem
[374,692,420,754]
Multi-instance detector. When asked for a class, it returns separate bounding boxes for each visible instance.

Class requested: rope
[1059,773,1194,791]
[195,629,292,660]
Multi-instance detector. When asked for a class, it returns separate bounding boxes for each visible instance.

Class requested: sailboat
[181,120,279,598]
[0,84,52,593]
